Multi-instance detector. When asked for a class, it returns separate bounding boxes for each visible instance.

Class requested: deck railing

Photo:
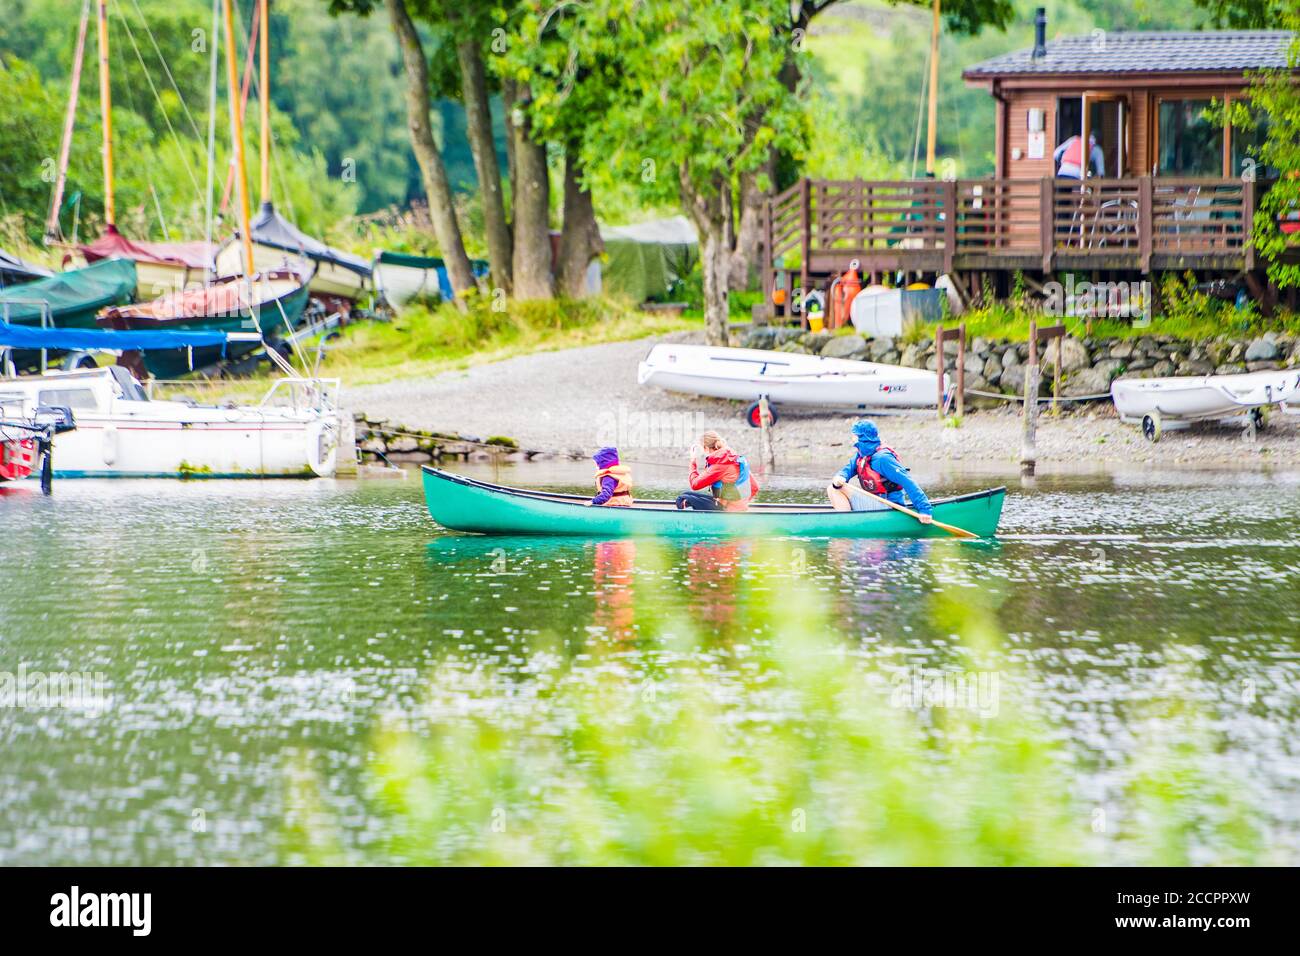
[764,175,1260,294]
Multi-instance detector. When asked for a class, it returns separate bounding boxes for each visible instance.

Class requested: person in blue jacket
[827,420,933,522]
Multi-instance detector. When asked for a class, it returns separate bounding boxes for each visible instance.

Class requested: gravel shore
[345,333,1300,473]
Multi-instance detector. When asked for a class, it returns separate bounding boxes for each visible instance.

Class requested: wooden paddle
[841,482,979,539]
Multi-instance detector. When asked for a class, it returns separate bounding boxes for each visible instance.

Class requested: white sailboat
[0,366,338,477]
[1111,368,1300,441]
[638,343,947,424]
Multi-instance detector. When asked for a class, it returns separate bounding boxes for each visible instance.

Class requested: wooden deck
[763,176,1267,301]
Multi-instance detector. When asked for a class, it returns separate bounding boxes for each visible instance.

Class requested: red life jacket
[1060,135,1084,168]
[855,446,902,496]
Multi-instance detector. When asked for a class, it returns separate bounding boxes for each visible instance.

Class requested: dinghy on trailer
[1111,368,1300,442]
[637,343,947,425]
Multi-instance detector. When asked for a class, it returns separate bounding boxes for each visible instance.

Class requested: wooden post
[956,321,966,418]
[1039,177,1054,273]
[1242,176,1256,272]
[1052,334,1061,417]
[1021,318,1038,477]
[935,325,946,419]
[799,177,811,311]
[942,178,956,274]
[1138,175,1153,274]
[758,395,776,471]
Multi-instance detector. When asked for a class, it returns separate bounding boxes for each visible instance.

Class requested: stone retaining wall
[350,412,581,464]
[742,326,1300,403]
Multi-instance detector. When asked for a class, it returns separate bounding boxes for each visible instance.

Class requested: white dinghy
[638,343,946,425]
[0,367,340,477]
[1111,368,1300,441]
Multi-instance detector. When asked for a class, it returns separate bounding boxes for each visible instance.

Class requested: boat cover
[0,259,137,324]
[599,216,698,303]
[0,248,54,287]
[247,202,371,277]
[103,272,302,320]
[0,319,232,352]
[80,226,215,271]
[375,250,489,298]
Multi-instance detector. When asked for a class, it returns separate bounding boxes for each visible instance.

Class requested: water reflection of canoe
[422,466,1005,538]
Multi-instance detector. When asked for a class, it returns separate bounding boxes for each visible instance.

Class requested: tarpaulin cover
[599,217,698,304]
[102,272,304,321]
[0,258,137,326]
[0,319,231,352]
[0,248,53,287]
[80,226,215,271]
[247,202,371,277]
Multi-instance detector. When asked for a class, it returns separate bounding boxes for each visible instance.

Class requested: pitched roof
[964,30,1296,78]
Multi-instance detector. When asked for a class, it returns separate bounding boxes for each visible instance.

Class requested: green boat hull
[422,466,1006,538]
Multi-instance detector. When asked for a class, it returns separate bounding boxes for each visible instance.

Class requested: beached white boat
[1111,368,1300,441]
[638,343,947,425]
[0,367,340,477]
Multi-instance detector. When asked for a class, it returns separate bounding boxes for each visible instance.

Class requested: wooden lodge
[762,15,1297,312]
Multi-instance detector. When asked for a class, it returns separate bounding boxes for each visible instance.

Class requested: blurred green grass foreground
[284,542,1263,866]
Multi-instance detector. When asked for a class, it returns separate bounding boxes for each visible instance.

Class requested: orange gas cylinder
[830,259,862,329]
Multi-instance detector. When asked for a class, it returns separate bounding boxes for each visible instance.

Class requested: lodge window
[1156,99,1222,176]
[1230,107,1275,180]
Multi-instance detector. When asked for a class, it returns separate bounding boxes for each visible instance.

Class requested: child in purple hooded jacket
[590,447,633,506]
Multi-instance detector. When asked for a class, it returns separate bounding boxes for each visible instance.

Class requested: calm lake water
[1,463,1298,864]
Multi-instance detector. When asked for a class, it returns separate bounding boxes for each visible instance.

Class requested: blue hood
[593,447,620,468]
[852,420,880,456]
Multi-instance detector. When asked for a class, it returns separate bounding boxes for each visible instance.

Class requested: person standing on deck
[826,420,932,522]
[589,447,633,507]
[676,431,759,511]
[1054,132,1105,180]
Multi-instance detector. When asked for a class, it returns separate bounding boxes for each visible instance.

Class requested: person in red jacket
[675,431,759,511]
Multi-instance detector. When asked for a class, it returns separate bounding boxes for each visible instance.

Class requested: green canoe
[422,466,1006,538]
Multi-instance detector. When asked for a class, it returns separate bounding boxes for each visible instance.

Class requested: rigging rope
[125,0,203,141]
[111,1,204,209]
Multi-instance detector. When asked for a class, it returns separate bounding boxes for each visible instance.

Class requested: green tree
[516,0,806,343]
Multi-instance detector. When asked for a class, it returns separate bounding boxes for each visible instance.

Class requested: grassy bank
[924,274,1300,345]
[317,295,693,386]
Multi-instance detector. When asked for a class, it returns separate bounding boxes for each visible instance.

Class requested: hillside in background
[0,0,1231,248]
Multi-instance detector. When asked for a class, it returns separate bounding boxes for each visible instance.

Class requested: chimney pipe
[1033,8,1047,59]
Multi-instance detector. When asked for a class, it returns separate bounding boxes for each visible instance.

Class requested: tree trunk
[456,37,512,295]
[511,87,553,299]
[555,147,602,298]
[728,168,764,290]
[682,171,730,346]
[501,78,518,210]
[385,0,475,302]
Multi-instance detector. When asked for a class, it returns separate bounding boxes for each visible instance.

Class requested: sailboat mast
[222,0,255,276]
[46,0,91,243]
[926,0,940,176]
[259,0,271,204]
[96,0,115,229]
